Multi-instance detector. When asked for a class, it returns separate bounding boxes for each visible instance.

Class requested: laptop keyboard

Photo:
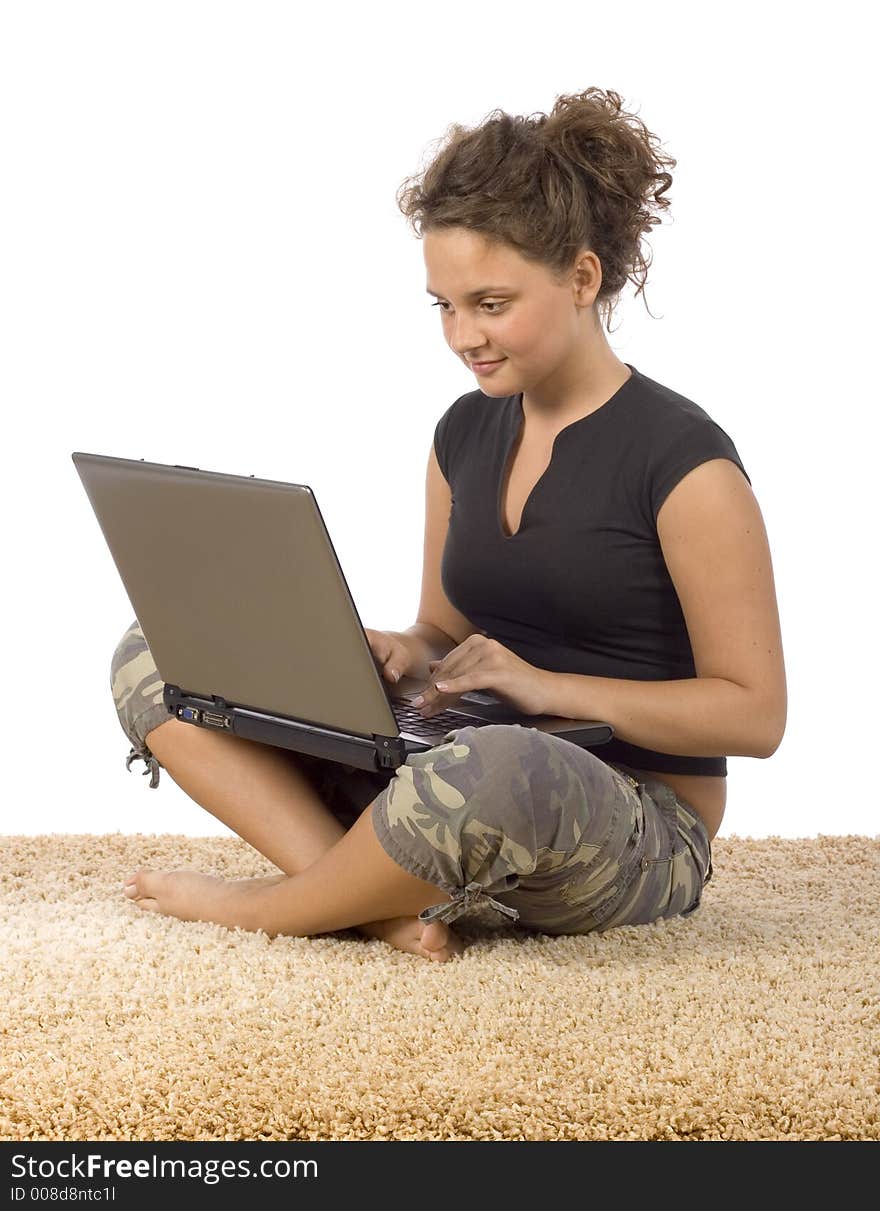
[393,703,491,739]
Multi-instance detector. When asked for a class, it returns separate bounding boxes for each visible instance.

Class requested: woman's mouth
[469,358,506,375]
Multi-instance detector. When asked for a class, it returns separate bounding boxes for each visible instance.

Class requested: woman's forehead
[423,231,545,291]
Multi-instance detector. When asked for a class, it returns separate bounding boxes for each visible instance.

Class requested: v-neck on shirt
[497,367,636,540]
[432,362,752,777]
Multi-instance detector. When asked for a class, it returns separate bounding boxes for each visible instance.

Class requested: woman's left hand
[411,634,552,718]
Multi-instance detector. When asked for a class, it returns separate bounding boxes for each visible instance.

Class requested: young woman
[115,88,787,961]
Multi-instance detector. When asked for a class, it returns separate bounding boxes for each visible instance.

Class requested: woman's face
[422,227,599,398]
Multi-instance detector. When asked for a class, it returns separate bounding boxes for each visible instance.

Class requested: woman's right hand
[364,629,416,686]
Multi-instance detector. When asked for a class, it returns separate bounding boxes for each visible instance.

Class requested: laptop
[72,452,613,773]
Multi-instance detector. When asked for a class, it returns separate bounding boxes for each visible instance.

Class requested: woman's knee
[374,724,617,928]
[425,724,588,838]
[410,723,627,868]
[110,618,171,771]
[396,724,545,857]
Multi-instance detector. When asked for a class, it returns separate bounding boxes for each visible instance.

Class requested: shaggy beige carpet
[1,832,877,1142]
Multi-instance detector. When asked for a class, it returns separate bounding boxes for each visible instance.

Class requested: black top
[432,363,752,777]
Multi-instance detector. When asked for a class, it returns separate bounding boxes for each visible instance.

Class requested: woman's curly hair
[396,88,676,334]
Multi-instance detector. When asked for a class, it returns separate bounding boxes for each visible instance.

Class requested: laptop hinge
[372,734,408,770]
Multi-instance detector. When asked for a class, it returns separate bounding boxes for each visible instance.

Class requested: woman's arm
[540,670,775,757]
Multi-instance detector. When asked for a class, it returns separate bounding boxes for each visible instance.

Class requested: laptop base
[163,684,408,772]
[163,684,614,775]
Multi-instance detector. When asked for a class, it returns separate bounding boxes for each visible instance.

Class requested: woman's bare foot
[123,870,465,960]
[198,874,465,960]
[212,876,465,961]
[123,868,262,930]
[356,915,466,962]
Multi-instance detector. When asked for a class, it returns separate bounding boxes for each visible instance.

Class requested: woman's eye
[431,301,505,313]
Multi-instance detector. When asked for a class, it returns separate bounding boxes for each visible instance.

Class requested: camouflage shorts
[110,618,713,936]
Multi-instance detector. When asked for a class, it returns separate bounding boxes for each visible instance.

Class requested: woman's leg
[110,617,350,874]
[144,716,350,876]
[120,690,712,943]
[153,722,709,942]
[124,796,457,937]
[110,619,463,958]
[123,722,543,937]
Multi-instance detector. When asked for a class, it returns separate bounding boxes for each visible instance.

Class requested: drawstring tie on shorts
[125,745,161,789]
[419,880,520,926]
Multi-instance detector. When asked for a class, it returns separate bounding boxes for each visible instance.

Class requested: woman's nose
[449,319,487,356]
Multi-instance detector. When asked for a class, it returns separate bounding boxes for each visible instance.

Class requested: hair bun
[397,87,676,333]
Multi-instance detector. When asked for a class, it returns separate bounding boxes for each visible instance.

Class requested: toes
[419,920,448,953]
[123,868,160,901]
[420,920,464,961]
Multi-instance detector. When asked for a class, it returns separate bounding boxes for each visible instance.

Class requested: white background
[1,1,875,840]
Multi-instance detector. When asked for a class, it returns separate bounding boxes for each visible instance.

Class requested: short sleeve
[432,393,471,485]
[433,406,454,483]
[648,419,751,525]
